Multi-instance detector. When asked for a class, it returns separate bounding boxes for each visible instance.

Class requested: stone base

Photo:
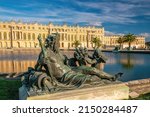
[19,85,29,100]
[26,83,129,100]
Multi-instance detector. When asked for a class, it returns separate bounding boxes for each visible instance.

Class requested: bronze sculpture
[20,33,123,97]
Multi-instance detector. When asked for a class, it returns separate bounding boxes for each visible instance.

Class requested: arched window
[32,33,35,40]
[28,33,31,40]
[68,35,70,41]
[4,32,7,40]
[24,33,26,40]
[17,42,20,48]
[62,42,64,48]
[17,32,20,39]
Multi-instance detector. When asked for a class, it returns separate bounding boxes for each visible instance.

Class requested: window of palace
[24,33,26,40]
[62,42,64,47]
[28,26,30,29]
[17,32,20,39]
[4,32,7,40]
[3,25,6,28]
[23,26,26,29]
[62,34,64,39]
[68,35,70,41]
[28,33,31,40]
[32,33,35,40]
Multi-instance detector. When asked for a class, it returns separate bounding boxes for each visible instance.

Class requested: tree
[91,37,102,49]
[117,36,125,50]
[145,42,150,49]
[72,40,81,48]
[123,33,136,50]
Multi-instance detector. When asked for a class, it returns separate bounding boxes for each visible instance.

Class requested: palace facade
[0,21,145,49]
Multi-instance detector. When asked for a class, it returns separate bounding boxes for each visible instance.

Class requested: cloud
[75,0,150,24]
[140,33,150,42]
[0,0,149,28]
[105,31,124,36]
[0,5,102,26]
[0,7,24,15]
[0,15,63,23]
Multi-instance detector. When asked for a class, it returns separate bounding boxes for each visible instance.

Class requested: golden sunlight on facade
[0,21,145,50]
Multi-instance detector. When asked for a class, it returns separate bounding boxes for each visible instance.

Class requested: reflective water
[0,50,39,73]
[0,50,150,82]
[104,52,150,82]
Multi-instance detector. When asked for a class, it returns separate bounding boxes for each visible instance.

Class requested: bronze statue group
[20,33,123,96]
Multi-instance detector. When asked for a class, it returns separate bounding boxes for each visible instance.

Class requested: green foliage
[117,36,126,49]
[0,78,21,100]
[73,40,81,48]
[91,37,102,49]
[123,33,136,50]
[130,92,150,100]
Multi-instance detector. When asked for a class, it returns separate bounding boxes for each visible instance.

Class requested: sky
[0,0,150,41]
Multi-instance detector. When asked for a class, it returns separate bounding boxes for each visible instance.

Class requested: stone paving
[124,78,150,98]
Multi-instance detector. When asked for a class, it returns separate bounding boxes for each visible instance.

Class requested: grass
[0,77,21,100]
[0,77,150,100]
[130,93,150,100]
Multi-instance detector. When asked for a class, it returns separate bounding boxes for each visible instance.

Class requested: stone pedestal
[26,83,129,100]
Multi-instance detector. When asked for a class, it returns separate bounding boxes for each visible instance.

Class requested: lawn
[0,77,150,100]
[0,78,21,100]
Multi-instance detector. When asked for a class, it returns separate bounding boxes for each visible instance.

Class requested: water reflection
[0,50,150,81]
[120,54,134,69]
[0,60,36,73]
[0,50,39,73]
[104,52,150,81]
